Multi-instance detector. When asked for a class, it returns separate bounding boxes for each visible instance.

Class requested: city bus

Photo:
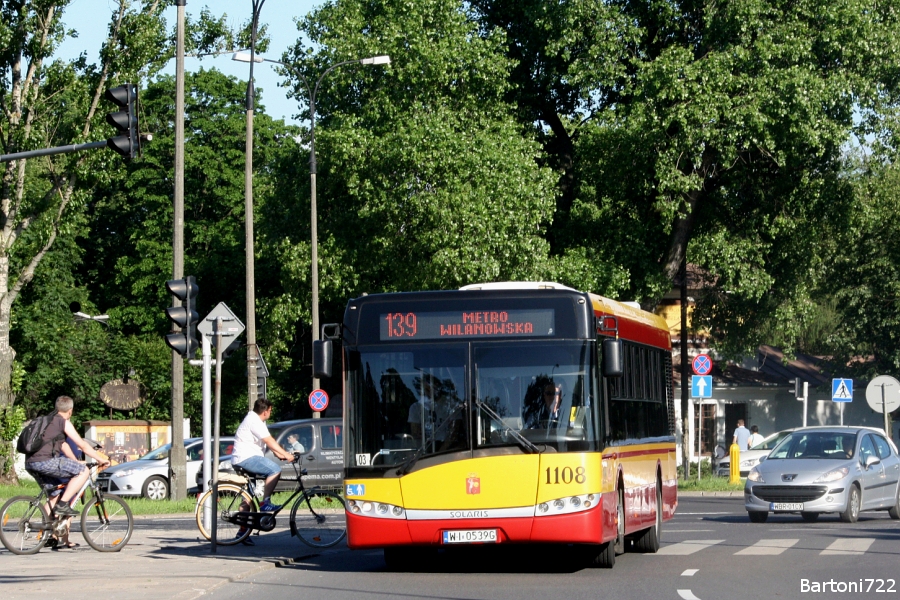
[313,282,677,568]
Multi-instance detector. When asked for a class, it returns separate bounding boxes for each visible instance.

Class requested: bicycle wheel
[0,495,51,555]
[290,490,347,548]
[80,494,133,552]
[195,484,255,545]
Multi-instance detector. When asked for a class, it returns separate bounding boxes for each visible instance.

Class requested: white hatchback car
[98,437,234,500]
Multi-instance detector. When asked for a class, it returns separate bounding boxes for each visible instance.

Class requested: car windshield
[768,431,857,460]
[751,431,789,451]
[138,444,171,461]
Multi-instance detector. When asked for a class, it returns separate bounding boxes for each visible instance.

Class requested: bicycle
[0,459,134,555]
[195,452,346,548]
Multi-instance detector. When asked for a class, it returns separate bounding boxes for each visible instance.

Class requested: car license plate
[770,502,803,511]
[442,529,498,544]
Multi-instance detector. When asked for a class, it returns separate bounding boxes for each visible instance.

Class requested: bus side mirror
[313,340,332,379]
[602,338,623,377]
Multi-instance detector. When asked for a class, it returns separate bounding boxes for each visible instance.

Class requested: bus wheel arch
[633,471,662,553]
[614,474,626,555]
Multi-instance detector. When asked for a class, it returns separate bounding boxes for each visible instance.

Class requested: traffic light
[165,276,200,358]
[790,378,808,400]
[104,83,137,159]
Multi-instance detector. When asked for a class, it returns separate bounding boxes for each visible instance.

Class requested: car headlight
[747,468,765,483]
[813,468,849,483]
[740,458,759,468]
[113,468,141,478]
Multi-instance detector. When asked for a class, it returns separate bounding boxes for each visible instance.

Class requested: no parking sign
[309,389,329,412]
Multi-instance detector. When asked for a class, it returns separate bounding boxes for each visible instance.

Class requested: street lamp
[239,0,267,411]
[232,51,390,401]
[73,311,111,325]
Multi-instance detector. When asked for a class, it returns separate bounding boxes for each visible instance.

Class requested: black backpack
[16,412,62,456]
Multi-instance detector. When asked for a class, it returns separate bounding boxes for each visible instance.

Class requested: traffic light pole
[0,140,107,163]
[170,0,188,502]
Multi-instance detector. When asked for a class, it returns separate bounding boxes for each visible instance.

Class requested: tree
[0,0,245,482]
[263,0,556,364]
[829,154,900,378]
[470,0,900,353]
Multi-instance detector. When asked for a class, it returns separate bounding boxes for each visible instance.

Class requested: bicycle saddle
[232,465,252,477]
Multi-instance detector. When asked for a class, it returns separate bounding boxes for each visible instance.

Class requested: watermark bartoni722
[801,579,896,593]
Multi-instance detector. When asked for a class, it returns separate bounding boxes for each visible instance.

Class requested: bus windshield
[474,341,596,451]
[346,341,597,470]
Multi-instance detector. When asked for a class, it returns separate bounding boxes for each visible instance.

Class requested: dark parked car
[264,418,343,491]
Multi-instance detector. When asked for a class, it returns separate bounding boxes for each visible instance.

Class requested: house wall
[682,386,898,463]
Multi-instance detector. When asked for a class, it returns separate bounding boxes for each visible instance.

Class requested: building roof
[672,345,834,389]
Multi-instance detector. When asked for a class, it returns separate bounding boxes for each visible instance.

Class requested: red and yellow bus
[315,282,676,568]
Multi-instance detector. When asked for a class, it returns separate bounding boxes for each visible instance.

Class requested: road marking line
[674,512,734,515]
[665,529,716,533]
[656,539,724,555]
[678,590,701,600]
[681,569,699,576]
[821,538,876,555]
[734,539,799,555]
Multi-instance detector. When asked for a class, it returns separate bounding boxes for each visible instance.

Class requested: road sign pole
[883,386,889,438]
[697,403,702,481]
[201,333,212,532]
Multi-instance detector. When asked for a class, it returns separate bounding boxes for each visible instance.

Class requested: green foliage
[829,157,900,378]
[0,405,24,481]
[470,0,900,354]
[270,0,556,325]
[0,405,25,442]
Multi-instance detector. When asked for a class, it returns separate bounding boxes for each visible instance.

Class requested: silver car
[745,426,900,523]
[98,437,234,500]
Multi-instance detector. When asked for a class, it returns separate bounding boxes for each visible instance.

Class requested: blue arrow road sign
[832,378,853,402]
[692,375,712,398]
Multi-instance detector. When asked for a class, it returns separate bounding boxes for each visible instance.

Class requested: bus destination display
[380,309,555,340]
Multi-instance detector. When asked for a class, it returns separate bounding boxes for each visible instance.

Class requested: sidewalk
[0,514,334,600]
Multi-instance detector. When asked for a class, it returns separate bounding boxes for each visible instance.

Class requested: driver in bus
[523,377,562,429]
[408,374,462,451]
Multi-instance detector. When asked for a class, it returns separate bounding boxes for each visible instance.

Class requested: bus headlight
[350,500,406,519]
[536,493,599,517]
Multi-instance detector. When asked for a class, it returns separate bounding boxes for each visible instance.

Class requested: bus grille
[751,485,827,503]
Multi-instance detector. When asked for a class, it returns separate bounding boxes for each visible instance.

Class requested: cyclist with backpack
[24,396,110,518]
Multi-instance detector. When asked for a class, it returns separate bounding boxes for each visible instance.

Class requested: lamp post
[73,311,111,325]
[232,51,390,403]
[240,0,266,411]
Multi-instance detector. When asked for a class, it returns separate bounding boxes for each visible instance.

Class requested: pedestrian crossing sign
[832,378,853,403]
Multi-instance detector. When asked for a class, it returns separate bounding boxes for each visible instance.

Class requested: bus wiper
[476,400,540,454]
[395,401,466,476]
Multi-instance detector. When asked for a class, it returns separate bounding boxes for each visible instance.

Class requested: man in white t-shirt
[232,399,294,527]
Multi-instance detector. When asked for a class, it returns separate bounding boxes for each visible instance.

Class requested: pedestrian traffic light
[165,276,200,358]
[104,83,138,159]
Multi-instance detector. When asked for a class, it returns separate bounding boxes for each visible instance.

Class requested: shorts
[26,457,86,496]
[234,455,281,478]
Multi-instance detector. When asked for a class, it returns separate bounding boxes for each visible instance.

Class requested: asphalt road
[207,496,900,600]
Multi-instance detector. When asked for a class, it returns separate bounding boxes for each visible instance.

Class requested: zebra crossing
[655,537,880,557]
